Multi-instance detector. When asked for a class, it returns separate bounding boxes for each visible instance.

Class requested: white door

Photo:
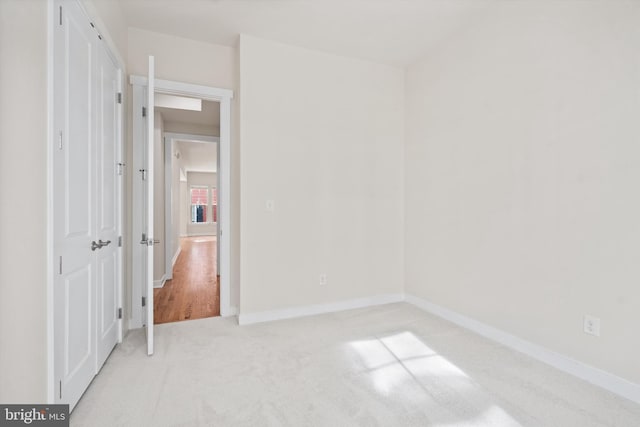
[54,0,122,409]
[144,56,156,355]
[95,43,120,368]
[53,1,96,409]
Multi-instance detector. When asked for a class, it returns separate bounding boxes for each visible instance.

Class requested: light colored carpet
[71,303,640,426]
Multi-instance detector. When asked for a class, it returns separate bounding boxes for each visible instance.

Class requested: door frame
[163,132,219,281]
[130,76,234,328]
[46,0,125,403]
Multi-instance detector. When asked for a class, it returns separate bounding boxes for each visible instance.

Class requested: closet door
[95,42,119,370]
[54,0,122,410]
[53,0,97,410]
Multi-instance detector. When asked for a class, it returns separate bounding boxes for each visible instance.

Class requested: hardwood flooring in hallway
[153,236,219,324]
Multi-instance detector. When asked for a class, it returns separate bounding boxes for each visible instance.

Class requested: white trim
[238,294,405,326]
[187,232,217,237]
[46,0,55,404]
[164,135,172,280]
[115,67,124,345]
[153,274,167,289]
[129,75,233,101]
[405,294,640,405]
[171,246,181,269]
[218,98,231,316]
[227,306,238,316]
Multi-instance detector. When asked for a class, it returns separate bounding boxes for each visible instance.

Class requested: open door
[143,56,155,355]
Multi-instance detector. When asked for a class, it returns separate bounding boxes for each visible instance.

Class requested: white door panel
[54,0,95,410]
[63,266,92,377]
[95,40,119,369]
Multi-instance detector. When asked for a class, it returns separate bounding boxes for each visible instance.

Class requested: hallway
[153,236,220,324]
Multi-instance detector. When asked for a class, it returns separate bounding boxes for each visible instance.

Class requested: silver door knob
[140,237,160,246]
[99,239,111,247]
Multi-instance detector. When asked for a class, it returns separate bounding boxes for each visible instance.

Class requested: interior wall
[0,0,48,403]
[405,0,640,384]
[239,35,405,315]
[127,27,240,309]
[186,172,218,236]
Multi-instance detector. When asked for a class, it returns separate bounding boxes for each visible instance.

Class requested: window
[211,187,218,223]
[190,187,208,223]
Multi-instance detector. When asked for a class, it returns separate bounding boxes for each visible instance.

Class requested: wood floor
[153,236,219,324]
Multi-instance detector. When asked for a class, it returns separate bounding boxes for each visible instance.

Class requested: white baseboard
[238,293,404,326]
[405,294,640,405]
[224,306,238,317]
[171,246,181,269]
[153,274,167,289]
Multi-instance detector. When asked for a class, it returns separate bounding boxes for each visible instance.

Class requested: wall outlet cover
[584,315,601,337]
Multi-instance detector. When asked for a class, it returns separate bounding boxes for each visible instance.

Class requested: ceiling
[176,140,217,173]
[118,0,494,67]
[156,99,220,128]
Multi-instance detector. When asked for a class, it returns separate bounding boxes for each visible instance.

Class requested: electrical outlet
[583,315,601,337]
[319,274,327,286]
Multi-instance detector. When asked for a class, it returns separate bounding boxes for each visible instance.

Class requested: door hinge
[118,236,123,247]
[142,296,146,307]
[59,256,62,275]
[59,6,62,26]
[117,162,125,175]
[58,131,63,150]
[142,106,147,117]
[139,168,147,181]
[117,308,123,319]
[117,92,122,104]
[59,380,62,399]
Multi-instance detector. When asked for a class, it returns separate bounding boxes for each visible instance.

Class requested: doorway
[130,75,233,337]
[156,124,220,324]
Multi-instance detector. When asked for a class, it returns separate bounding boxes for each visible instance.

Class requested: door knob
[99,239,111,247]
[91,241,100,251]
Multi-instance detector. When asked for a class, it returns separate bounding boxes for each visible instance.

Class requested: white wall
[239,35,405,315]
[127,27,240,308]
[0,0,48,403]
[186,172,218,236]
[405,1,640,384]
